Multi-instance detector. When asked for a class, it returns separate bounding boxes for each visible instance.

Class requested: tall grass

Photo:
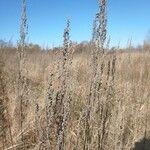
[0,0,150,150]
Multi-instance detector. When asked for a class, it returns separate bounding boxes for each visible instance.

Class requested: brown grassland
[0,0,150,150]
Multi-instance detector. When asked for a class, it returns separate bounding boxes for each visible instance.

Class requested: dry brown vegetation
[0,44,150,150]
[0,0,150,150]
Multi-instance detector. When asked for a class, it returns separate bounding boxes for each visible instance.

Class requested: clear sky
[0,0,150,47]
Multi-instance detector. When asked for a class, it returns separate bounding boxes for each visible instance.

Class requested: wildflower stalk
[45,73,54,149]
[84,0,108,149]
[92,13,100,43]
[34,98,42,147]
[56,19,72,150]
[98,0,107,53]
[16,0,28,148]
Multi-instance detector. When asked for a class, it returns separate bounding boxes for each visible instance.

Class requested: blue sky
[0,0,150,47]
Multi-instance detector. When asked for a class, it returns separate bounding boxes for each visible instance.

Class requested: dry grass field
[0,45,150,150]
[0,0,150,150]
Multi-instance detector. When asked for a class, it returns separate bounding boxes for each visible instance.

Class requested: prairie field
[0,0,150,150]
[0,45,150,150]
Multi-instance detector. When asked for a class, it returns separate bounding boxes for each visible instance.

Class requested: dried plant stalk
[56,19,72,150]
[15,0,28,148]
